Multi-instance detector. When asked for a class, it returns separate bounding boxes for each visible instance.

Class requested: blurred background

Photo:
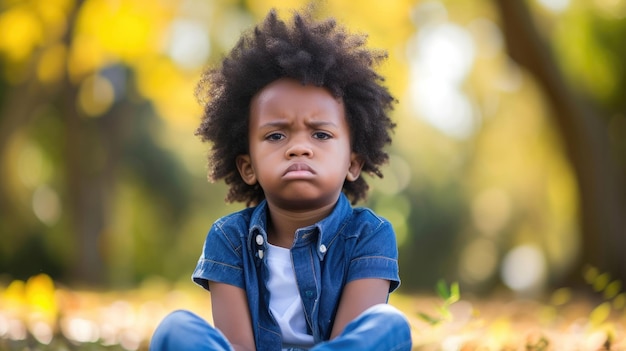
[0,0,625,299]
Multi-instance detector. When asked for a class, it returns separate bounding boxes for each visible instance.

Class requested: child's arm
[209,281,256,351]
[329,278,391,339]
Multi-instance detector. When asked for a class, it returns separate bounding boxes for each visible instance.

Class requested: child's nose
[285,137,313,158]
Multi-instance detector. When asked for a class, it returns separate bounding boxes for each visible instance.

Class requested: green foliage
[584,265,625,334]
[525,334,550,351]
[577,265,626,351]
[417,279,461,325]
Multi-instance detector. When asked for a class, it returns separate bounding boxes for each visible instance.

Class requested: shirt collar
[247,193,353,260]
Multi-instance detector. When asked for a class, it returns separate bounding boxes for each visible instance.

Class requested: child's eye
[266,132,285,141]
[313,132,331,140]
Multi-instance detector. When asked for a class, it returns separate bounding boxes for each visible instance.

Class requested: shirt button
[319,244,327,253]
[256,234,264,245]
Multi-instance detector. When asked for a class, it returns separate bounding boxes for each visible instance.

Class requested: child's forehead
[253,78,341,103]
[251,79,343,114]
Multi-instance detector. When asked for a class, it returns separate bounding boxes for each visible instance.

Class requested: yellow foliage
[77,73,115,117]
[0,274,59,325]
[67,33,108,82]
[37,43,67,84]
[590,302,612,327]
[242,0,413,98]
[488,317,512,346]
[24,274,58,324]
[134,56,201,127]
[584,265,599,284]
[34,0,74,17]
[593,272,611,292]
[549,287,572,306]
[2,279,26,314]
[74,0,175,63]
[613,293,626,310]
[0,0,72,72]
[0,5,43,62]
[244,0,311,19]
[604,280,622,300]
[32,0,73,43]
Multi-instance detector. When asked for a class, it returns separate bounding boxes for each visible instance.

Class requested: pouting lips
[284,162,315,175]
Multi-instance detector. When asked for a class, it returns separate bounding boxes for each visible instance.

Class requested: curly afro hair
[195,8,396,206]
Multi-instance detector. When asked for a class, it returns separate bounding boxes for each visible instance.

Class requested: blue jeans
[150,304,412,351]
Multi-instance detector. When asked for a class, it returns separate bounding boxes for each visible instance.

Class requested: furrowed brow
[307,120,338,128]
[258,121,289,129]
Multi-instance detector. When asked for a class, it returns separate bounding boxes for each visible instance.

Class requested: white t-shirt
[266,243,315,349]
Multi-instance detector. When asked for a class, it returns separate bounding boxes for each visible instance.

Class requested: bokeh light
[408,1,477,139]
[501,245,548,295]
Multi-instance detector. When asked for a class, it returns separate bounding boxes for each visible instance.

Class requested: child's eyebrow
[307,120,338,129]
[258,121,289,129]
[258,120,339,129]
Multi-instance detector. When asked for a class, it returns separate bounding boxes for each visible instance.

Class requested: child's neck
[266,202,335,249]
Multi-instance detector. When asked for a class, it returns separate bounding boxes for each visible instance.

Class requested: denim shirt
[192,193,400,351]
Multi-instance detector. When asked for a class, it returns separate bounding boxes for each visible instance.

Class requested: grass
[1,274,626,350]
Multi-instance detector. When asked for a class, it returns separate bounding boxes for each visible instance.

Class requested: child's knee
[151,310,233,351]
[366,304,405,319]
[155,310,196,333]
[364,304,411,332]
[150,310,209,350]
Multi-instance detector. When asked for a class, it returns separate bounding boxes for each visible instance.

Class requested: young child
[150,8,412,351]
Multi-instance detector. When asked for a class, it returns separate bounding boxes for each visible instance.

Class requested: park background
[1,0,625,349]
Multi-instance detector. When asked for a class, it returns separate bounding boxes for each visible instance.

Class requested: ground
[1,275,625,350]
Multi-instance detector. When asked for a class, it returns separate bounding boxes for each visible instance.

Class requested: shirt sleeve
[346,216,401,293]
[192,216,246,291]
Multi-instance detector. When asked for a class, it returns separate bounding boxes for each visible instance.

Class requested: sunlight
[536,0,570,13]
[471,188,511,237]
[32,185,62,226]
[407,3,477,139]
[63,317,100,343]
[167,19,210,70]
[459,237,498,284]
[5,319,26,341]
[77,73,115,117]
[501,245,547,295]
[31,321,53,345]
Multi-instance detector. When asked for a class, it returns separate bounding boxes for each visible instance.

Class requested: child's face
[236,78,363,210]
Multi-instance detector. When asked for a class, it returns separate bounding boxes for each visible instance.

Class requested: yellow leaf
[25,274,58,323]
[37,43,67,84]
[583,265,599,285]
[2,279,26,311]
[593,272,610,292]
[603,280,622,300]
[0,5,43,62]
[612,293,625,310]
[590,302,612,327]
[77,73,115,117]
[550,287,572,306]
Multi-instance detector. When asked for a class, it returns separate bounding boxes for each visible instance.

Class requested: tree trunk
[60,0,109,285]
[494,0,626,285]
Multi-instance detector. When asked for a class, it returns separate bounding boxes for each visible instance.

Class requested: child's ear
[236,155,257,185]
[346,153,364,182]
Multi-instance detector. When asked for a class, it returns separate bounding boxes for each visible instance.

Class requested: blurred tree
[0,0,195,285]
[494,0,626,284]
[1,0,623,294]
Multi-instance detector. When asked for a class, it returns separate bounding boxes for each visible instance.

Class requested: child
[150,7,412,351]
